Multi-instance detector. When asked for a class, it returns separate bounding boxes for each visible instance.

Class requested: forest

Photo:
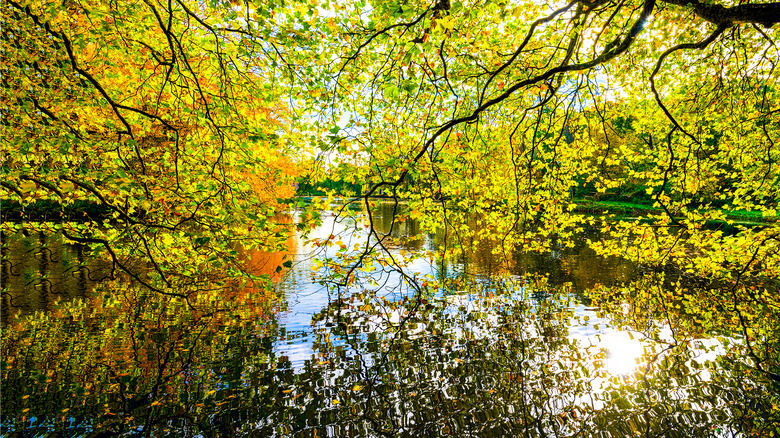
[2,0,779,436]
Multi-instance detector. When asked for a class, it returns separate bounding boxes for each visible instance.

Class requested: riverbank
[0,199,112,222]
[3,196,774,227]
[571,198,775,226]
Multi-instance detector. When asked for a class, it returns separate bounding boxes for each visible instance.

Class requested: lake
[2,202,778,437]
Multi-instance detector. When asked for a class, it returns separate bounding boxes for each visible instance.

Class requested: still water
[2,203,778,437]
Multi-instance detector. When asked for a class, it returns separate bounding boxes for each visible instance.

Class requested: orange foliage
[241,154,301,206]
[238,215,298,284]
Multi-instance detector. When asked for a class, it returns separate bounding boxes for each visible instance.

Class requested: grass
[572,198,776,225]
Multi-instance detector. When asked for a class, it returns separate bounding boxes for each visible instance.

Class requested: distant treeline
[1,199,112,222]
[296,178,362,196]
[296,176,738,209]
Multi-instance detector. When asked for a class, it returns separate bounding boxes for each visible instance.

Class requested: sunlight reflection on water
[602,331,645,375]
[3,205,771,437]
[275,209,647,372]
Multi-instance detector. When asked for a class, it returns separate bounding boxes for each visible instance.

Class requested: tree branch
[660,0,780,27]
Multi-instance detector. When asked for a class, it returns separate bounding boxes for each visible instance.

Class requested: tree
[301,0,780,390]
[2,0,307,299]
[6,0,776,301]
[303,1,779,280]
[3,0,780,435]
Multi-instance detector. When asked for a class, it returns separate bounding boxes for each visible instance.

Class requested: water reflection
[1,230,110,317]
[2,202,778,436]
[367,201,636,289]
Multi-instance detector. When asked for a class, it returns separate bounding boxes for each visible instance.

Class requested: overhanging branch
[661,0,780,27]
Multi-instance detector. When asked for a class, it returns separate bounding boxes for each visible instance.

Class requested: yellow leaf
[439,16,455,30]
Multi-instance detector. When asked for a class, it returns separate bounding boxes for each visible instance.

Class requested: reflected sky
[4,203,776,437]
[275,205,655,380]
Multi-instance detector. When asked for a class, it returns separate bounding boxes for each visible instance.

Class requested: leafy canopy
[2,0,780,433]
[2,0,309,298]
[2,0,779,374]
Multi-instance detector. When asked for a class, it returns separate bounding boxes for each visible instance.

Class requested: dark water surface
[2,204,778,437]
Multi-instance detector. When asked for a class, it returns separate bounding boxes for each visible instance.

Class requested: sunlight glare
[604,331,645,376]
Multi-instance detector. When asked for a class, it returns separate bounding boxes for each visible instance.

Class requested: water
[273,207,632,370]
[2,204,778,437]
[1,230,109,316]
